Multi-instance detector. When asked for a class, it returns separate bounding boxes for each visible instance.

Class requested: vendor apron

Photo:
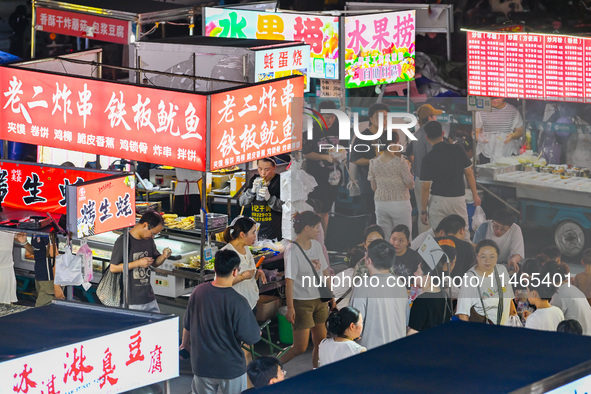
[251,200,281,240]
[477,131,519,162]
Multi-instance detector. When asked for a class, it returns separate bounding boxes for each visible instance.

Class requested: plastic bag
[77,242,94,283]
[328,163,342,186]
[505,314,523,328]
[471,206,486,232]
[347,161,361,197]
[280,160,317,203]
[54,247,83,286]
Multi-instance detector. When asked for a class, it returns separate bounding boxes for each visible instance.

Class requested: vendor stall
[0,58,304,298]
[31,0,197,58]
[130,36,310,92]
[0,301,178,394]
[465,29,591,256]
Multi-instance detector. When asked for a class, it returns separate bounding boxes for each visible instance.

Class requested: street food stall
[465,29,591,256]
[0,59,304,301]
[129,36,310,92]
[0,301,179,394]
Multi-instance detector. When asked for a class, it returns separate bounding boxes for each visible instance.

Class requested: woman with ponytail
[221,217,267,312]
[318,307,366,367]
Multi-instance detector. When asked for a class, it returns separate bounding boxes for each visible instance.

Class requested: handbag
[292,242,333,303]
[468,266,504,325]
[96,267,122,307]
[96,233,128,307]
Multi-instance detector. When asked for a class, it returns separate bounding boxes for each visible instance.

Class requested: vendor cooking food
[239,158,283,240]
[475,97,524,164]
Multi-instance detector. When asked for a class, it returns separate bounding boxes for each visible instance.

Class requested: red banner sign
[209,76,304,170]
[67,174,136,238]
[0,160,113,214]
[0,66,207,171]
[467,31,589,102]
[35,7,131,45]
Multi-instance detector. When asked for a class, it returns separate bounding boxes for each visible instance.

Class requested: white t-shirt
[551,283,591,336]
[456,265,515,325]
[318,338,365,367]
[350,273,409,350]
[473,221,524,264]
[285,240,329,300]
[0,231,17,304]
[222,243,258,309]
[525,306,564,331]
[332,268,354,308]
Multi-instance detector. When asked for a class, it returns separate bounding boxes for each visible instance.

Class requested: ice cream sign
[204,7,339,80]
[344,11,416,89]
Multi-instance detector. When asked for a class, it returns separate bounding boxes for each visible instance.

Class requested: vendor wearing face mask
[239,158,283,240]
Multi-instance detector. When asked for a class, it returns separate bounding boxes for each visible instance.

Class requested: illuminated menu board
[467,31,591,102]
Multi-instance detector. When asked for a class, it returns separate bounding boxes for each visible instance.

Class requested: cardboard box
[256,295,281,322]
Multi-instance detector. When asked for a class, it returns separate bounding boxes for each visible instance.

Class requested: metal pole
[201,95,211,283]
[189,15,194,36]
[122,226,130,308]
[30,3,36,59]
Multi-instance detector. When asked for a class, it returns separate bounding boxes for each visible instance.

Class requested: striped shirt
[475,102,523,160]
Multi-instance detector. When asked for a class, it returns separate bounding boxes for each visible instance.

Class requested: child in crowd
[524,265,564,331]
[318,307,366,367]
[247,357,286,389]
[513,258,542,324]
[540,246,562,266]
[574,249,591,305]
[557,320,583,335]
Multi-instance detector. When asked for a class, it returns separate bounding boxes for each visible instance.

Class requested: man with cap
[420,121,481,235]
[409,104,443,234]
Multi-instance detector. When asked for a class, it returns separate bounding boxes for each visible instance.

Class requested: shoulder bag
[96,267,122,307]
[468,266,504,325]
[292,242,333,303]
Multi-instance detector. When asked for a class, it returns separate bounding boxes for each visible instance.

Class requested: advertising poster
[254,44,310,92]
[204,7,339,80]
[0,160,113,214]
[344,11,416,88]
[67,174,136,238]
[2,318,178,394]
[209,76,304,170]
[35,7,131,45]
[0,66,208,171]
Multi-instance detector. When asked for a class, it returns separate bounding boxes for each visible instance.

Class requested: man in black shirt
[420,121,481,235]
[110,210,172,312]
[181,249,261,394]
[303,100,341,232]
[239,158,283,240]
[437,214,476,278]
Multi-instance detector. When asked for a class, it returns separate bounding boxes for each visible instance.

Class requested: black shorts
[308,183,338,213]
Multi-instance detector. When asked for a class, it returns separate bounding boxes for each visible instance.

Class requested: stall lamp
[130,34,136,44]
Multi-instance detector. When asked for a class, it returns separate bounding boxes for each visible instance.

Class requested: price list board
[467,31,591,102]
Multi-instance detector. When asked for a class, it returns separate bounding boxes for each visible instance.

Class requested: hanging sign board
[0,160,114,214]
[467,30,589,102]
[35,7,132,45]
[0,66,207,171]
[2,317,178,394]
[66,173,136,238]
[344,11,416,88]
[205,7,339,80]
[209,76,304,170]
[254,44,310,92]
